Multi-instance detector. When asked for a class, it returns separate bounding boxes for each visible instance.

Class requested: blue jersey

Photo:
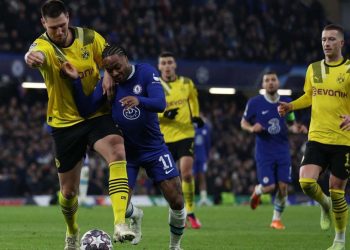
[243,95,292,159]
[71,63,179,188]
[111,64,167,161]
[71,63,167,162]
[194,123,211,163]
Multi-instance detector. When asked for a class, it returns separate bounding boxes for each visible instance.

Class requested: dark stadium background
[0,0,349,206]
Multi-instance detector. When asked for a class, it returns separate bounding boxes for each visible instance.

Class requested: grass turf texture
[0,205,345,249]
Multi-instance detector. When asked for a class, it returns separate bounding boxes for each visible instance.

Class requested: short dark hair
[159,51,175,59]
[323,24,344,38]
[102,44,127,59]
[41,0,67,18]
[263,71,277,76]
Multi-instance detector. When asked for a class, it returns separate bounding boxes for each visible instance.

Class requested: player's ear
[41,17,46,29]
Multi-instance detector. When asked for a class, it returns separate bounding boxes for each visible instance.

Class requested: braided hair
[102,44,127,59]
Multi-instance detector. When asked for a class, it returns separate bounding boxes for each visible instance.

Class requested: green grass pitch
[0,205,345,249]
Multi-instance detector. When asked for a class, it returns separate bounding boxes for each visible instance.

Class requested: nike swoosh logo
[262,110,269,115]
[165,168,174,175]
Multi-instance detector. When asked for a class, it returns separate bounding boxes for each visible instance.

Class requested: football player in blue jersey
[60,44,185,250]
[193,115,212,206]
[241,71,307,230]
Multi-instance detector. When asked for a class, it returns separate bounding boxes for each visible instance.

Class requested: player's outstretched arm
[60,62,106,118]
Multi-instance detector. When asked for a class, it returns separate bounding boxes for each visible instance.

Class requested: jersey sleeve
[138,65,166,112]
[188,79,200,117]
[71,78,106,118]
[92,31,107,68]
[28,38,53,69]
[243,98,255,122]
[290,65,312,110]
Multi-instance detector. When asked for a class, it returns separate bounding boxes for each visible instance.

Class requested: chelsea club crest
[133,84,142,94]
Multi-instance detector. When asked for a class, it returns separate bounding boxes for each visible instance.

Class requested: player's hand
[120,96,139,109]
[60,62,79,79]
[192,116,204,128]
[163,108,179,120]
[251,123,264,133]
[278,102,292,117]
[102,71,116,101]
[24,51,45,68]
[340,115,350,130]
[289,123,308,134]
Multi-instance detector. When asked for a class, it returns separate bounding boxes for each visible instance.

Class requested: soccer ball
[80,229,113,250]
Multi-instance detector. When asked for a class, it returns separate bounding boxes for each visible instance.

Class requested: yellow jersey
[29,27,109,127]
[291,58,350,145]
[158,76,200,143]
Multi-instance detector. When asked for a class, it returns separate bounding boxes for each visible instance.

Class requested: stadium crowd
[1,0,346,64]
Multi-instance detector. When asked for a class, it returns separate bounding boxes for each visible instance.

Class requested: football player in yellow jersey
[24,1,134,249]
[158,51,204,229]
[279,24,350,250]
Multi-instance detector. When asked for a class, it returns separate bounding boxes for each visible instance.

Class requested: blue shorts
[256,153,292,186]
[127,148,179,189]
[193,160,207,174]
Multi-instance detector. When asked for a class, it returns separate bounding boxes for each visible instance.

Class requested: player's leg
[250,158,275,210]
[299,142,331,230]
[51,124,88,250]
[168,138,200,229]
[270,181,287,230]
[79,154,90,207]
[180,155,200,228]
[89,115,134,243]
[299,164,331,230]
[158,177,185,250]
[124,163,143,245]
[195,161,211,206]
[327,148,350,250]
[58,162,82,250]
[270,156,292,229]
[146,150,185,250]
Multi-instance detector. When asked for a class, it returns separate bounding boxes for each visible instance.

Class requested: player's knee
[111,146,126,161]
[299,178,316,195]
[60,188,78,199]
[169,195,185,210]
[181,172,192,182]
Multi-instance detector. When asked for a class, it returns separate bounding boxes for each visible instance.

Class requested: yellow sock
[58,192,79,235]
[109,161,129,225]
[299,178,330,208]
[182,178,195,214]
[330,189,348,233]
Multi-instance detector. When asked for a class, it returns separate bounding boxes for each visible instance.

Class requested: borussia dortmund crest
[336,73,345,84]
[81,47,90,60]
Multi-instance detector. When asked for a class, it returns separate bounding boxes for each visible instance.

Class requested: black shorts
[166,138,194,162]
[51,115,122,173]
[301,141,350,180]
